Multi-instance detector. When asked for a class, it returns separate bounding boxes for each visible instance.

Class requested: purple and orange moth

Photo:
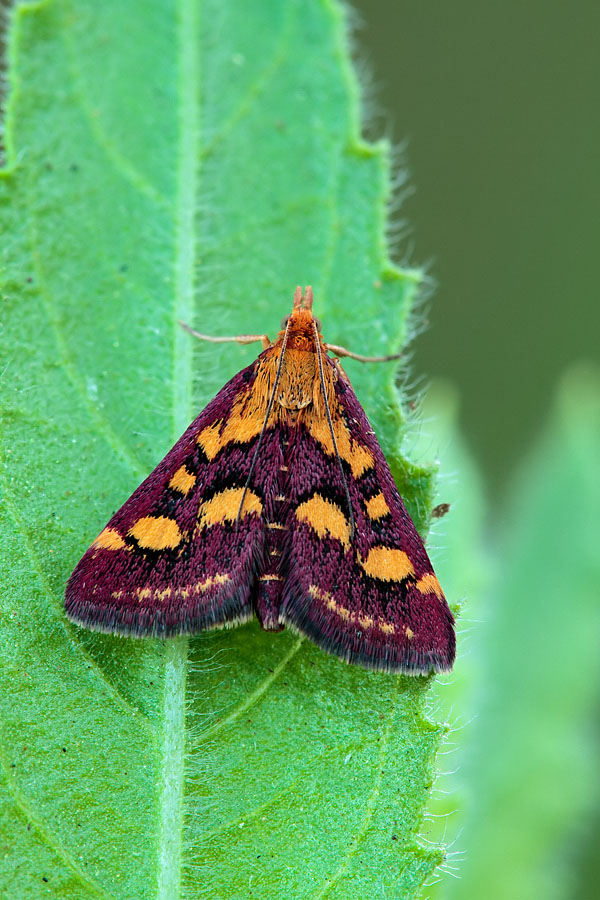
[65,287,455,673]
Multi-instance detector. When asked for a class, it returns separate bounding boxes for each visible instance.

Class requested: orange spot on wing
[308,585,396,634]
[296,495,351,549]
[196,422,223,460]
[359,547,415,582]
[220,400,264,446]
[197,573,230,592]
[365,492,390,520]
[309,585,351,621]
[198,487,262,528]
[93,528,127,550]
[307,413,374,478]
[405,626,414,639]
[196,355,283,460]
[128,516,182,550]
[132,573,231,603]
[416,573,445,600]
[169,465,196,494]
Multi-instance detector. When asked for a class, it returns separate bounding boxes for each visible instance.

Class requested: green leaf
[440,364,600,900]
[0,1,447,897]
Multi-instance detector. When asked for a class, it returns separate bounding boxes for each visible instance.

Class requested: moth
[65,287,455,673]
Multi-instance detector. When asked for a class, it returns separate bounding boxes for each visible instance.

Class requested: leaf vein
[196,740,367,843]
[22,199,149,478]
[202,7,294,157]
[309,685,398,899]
[0,749,117,899]
[58,10,171,211]
[0,476,155,728]
[196,637,304,744]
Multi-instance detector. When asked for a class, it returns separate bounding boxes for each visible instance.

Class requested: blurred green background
[354,0,600,491]
[352,3,600,899]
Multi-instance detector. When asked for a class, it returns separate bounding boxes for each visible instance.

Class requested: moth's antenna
[236,310,293,528]
[312,319,355,539]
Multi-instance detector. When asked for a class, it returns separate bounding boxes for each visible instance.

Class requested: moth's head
[277,286,322,349]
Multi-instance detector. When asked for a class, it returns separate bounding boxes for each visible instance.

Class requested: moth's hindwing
[65,362,276,637]
[279,356,455,674]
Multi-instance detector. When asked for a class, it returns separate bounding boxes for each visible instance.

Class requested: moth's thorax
[268,308,332,412]
[277,348,316,409]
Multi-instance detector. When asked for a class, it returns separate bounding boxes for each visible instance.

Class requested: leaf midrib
[156,3,359,894]
[156,0,200,896]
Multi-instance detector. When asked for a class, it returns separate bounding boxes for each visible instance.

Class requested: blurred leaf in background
[441,365,600,900]
[405,380,489,886]
[417,367,600,900]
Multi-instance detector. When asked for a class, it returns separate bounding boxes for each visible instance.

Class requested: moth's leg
[324,342,402,363]
[179,320,271,350]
